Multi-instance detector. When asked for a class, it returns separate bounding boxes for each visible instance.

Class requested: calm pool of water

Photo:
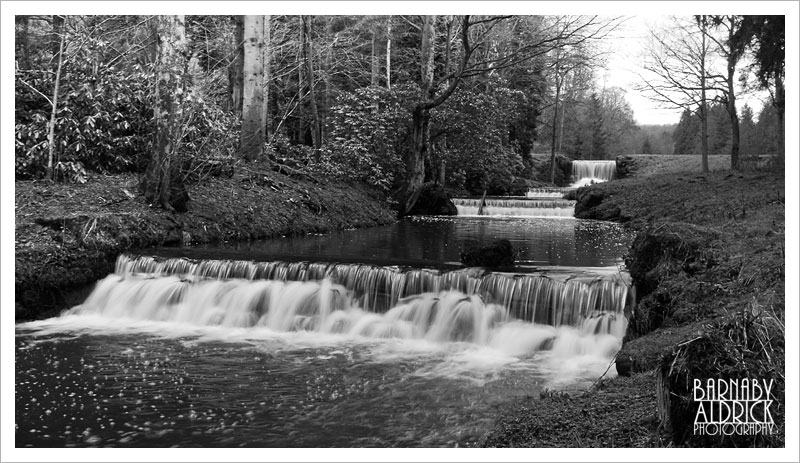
[147,216,632,270]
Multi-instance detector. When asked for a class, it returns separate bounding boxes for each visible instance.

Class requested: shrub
[323,85,416,192]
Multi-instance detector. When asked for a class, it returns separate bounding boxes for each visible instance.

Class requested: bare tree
[229,16,244,114]
[301,15,322,153]
[141,15,190,212]
[707,15,745,171]
[241,15,266,160]
[46,18,66,181]
[385,18,392,89]
[638,16,723,173]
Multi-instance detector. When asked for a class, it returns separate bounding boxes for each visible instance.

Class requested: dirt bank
[482,163,785,447]
[15,161,396,320]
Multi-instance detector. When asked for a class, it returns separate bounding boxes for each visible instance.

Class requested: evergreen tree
[672,109,700,154]
[754,104,780,154]
[739,104,756,156]
[589,92,607,159]
[708,102,730,155]
[641,137,653,154]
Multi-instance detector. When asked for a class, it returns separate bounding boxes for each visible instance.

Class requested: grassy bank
[482,157,785,447]
[15,161,396,320]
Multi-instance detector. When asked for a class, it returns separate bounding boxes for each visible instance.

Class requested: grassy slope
[15,162,396,320]
[481,155,785,447]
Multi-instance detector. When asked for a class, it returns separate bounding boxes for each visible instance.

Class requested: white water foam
[17,274,628,386]
[570,160,617,188]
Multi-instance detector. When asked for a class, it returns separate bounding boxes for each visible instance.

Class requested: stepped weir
[452,197,576,217]
[69,254,631,343]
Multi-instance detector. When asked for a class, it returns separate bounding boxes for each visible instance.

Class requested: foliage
[15,22,241,183]
[432,81,527,195]
[672,109,700,154]
[179,68,241,166]
[15,44,154,179]
[322,84,415,192]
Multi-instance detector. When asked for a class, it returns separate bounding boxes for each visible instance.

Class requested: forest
[15,15,784,212]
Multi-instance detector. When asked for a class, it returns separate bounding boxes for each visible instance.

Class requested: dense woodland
[14,15,784,212]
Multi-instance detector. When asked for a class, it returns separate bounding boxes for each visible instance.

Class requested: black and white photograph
[3,1,797,461]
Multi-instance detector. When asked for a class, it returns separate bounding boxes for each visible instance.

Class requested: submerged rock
[459,239,516,268]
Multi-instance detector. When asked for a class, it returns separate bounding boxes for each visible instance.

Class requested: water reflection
[149,217,632,270]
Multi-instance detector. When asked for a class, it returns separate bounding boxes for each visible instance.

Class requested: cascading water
[570,160,617,187]
[525,187,570,198]
[93,254,628,337]
[452,198,576,217]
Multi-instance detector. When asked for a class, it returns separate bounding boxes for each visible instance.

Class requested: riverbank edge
[481,166,785,447]
[14,167,397,321]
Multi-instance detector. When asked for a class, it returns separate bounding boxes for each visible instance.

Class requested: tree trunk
[301,16,322,153]
[262,15,271,140]
[141,15,189,212]
[404,106,430,213]
[241,15,266,161]
[51,15,64,62]
[401,15,436,215]
[725,18,740,171]
[774,72,785,159]
[229,16,244,114]
[46,35,65,181]
[370,28,379,86]
[549,75,561,184]
[699,16,709,173]
[726,73,740,171]
[386,20,392,89]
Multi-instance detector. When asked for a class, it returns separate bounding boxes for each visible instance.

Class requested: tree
[301,15,322,153]
[639,16,718,172]
[241,15,266,160]
[753,104,780,155]
[400,15,620,214]
[588,91,607,159]
[641,137,653,154]
[229,16,244,114]
[733,16,785,158]
[141,15,190,212]
[46,16,66,181]
[739,103,756,156]
[708,102,730,154]
[673,108,700,154]
[707,15,744,170]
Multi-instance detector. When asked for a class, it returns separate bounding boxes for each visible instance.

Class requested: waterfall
[571,160,617,187]
[67,254,631,344]
[526,187,571,198]
[452,198,576,217]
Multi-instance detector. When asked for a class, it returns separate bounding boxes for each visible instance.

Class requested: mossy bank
[15,162,396,320]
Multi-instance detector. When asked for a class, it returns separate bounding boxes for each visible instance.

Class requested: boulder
[460,239,516,268]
